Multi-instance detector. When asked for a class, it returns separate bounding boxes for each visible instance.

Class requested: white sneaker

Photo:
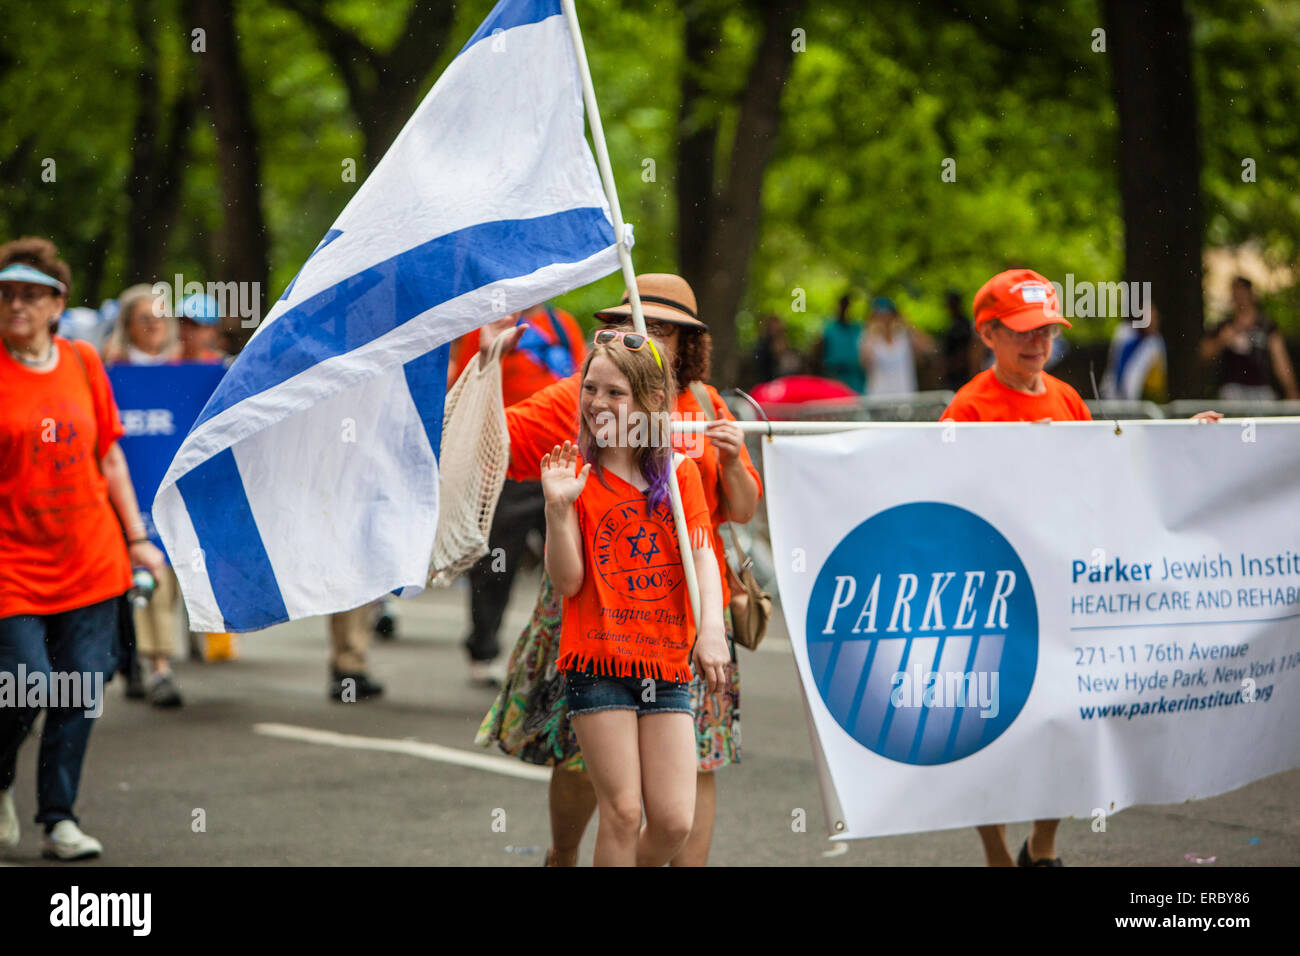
[468,659,507,688]
[0,790,18,848]
[42,820,102,861]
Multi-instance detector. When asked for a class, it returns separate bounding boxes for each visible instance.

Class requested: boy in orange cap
[943,269,1087,424]
[941,268,1079,865]
[943,269,1219,866]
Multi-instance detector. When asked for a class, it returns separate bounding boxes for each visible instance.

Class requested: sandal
[1017,839,1063,867]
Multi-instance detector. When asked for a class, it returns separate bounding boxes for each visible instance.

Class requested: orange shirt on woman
[504,372,583,480]
[557,456,711,683]
[506,376,763,604]
[0,338,132,616]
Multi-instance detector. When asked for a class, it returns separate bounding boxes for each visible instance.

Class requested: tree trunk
[124,0,195,286]
[81,224,114,307]
[1102,0,1205,398]
[676,6,722,292]
[689,0,803,387]
[192,0,270,348]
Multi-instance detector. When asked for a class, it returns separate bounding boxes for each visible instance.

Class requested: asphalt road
[2,571,1296,866]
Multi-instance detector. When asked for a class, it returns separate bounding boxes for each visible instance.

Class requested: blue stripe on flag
[385,344,449,602]
[176,448,288,631]
[281,228,344,302]
[459,0,561,56]
[195,206,614,430]
[403,342,451,462]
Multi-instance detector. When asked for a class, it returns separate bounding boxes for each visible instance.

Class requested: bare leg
[1028,818,1060,861]
[669,771,716,867]
[547,764,596,867]
[329,605,372,673]
[976,824,1015,867]
[635,713,696,867]
[571,710,642,866]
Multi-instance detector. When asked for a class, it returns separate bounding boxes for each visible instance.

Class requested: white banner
[764,420,1300,839]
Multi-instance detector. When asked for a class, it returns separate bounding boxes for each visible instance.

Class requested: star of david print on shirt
[594,498,682,602]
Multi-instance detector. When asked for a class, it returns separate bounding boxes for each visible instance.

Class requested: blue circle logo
[805,502,1037,764]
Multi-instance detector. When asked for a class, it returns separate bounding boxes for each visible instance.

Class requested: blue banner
[108,363,227,561]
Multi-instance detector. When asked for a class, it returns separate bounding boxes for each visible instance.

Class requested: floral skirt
[474,571,741,772]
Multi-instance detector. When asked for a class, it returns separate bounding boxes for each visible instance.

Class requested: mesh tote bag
[428,334,511,585]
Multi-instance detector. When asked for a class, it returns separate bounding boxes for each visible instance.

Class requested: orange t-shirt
[450,306,585,408]
[505,371,582,480]
[941,368,1092,423]
[0,338,132,616]
[557,456,711,683]
[505,377,763,604]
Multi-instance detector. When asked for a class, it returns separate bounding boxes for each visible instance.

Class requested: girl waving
[540,330,727,866]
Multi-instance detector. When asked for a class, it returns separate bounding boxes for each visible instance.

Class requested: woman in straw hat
[475,273,761,866]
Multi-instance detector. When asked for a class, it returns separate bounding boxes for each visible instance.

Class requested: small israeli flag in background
[154,0,622,632]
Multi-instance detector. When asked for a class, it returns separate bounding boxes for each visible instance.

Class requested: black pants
[465,480,546,662]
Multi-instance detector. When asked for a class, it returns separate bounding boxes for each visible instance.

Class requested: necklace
[5,338,56,367]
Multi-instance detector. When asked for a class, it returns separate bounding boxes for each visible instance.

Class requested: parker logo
[805,502,1038,764]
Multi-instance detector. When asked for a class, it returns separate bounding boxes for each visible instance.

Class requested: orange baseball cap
[973,269,1071,331]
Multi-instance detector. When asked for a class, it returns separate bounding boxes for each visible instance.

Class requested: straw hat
[593,273,707,329]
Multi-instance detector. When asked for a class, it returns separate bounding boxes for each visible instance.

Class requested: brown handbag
[688,383,773,650]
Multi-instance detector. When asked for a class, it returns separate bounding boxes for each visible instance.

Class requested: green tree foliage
[0,1,190,302]
[1194,0,1300,326]
[756,0,1122,346]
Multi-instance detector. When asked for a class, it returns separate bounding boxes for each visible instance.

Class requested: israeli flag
[154,0,623,632]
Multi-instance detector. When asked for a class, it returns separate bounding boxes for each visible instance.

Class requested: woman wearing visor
[0,238,164,860]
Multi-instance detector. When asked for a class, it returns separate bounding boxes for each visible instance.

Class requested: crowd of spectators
[751,277,1300,405]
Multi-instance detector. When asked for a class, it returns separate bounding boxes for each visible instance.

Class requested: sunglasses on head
[593,329,663,369]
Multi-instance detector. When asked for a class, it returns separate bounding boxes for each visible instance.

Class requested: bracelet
[127,537,150,546]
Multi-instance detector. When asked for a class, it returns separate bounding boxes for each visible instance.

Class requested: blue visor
[0,263,67,292]
[181,293,221,325]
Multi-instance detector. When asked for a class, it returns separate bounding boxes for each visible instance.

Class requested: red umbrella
[748,376,862,421]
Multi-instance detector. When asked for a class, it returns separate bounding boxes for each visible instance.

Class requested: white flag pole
[561,0,702,626]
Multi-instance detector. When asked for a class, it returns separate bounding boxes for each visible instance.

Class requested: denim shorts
[565,670,694,718]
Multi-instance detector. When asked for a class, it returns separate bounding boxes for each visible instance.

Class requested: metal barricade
[1162,399,1300,419]
[858,391,956,422]
[1085,400,1165,420]
[726,390,956,424]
